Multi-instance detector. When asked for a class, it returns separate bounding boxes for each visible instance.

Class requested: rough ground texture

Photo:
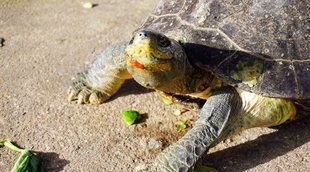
[0,0,309,172]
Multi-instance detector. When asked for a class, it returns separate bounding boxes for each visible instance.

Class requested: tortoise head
[125,30,186,89]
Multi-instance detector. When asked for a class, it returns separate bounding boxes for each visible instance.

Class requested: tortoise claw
[68,86,79,102]
[89,91,105,104]
[77,88,91,104]
[68,76,108,104]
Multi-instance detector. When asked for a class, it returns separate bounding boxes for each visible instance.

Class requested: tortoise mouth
[126,53,172,72]
[130,59,145,69]
[125,44,149,71]
[125,40,171,71]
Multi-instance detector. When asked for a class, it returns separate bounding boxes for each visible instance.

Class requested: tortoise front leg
[149,87,242,171]
[145,88,297,171]
[68,42,132,104]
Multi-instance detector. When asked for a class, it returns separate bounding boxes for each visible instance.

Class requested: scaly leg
[68,43,132,104]
[146,87,242,171]
[142,88,296,171]
[228,90,296,134]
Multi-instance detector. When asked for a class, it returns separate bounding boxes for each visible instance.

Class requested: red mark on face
[131,60,145,69]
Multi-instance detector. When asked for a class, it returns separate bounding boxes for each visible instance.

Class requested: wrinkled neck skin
[158,60,216,97]
[156,58,199,94]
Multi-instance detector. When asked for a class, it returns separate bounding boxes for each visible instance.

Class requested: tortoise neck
[155,60,195,94]
[156,61,218,96]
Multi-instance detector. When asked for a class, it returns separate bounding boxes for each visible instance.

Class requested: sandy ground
[0,0,309,171]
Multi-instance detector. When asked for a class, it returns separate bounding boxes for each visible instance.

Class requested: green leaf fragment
[0,139,43,172]
[121,110,140,125]
[12,150,31,172]
[175,121,187,130]
[26,153,43,172]
[1,139,23,152]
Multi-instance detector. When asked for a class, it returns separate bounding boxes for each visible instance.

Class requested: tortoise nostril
[138,32,148,38]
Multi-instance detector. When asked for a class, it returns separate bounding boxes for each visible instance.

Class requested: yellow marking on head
[126,38,174,75]
[126,39,152,59]
[126,37,173,60]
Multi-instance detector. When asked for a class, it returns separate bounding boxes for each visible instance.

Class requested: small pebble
[173,109,182,116]
[147,138,163,151]
[83,2,93,9]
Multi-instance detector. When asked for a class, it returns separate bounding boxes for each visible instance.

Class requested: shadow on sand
[203,118,310,172]
[106,79,152,102]
[35,151,70,172]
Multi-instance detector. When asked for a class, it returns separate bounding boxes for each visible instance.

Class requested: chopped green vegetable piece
[121,110,140,125]
[26,153,43,172]
[12,150,31,172]
[195,165,218,172]
[0,139,43,172]
[175,121,187,130]
[1,139,23,152]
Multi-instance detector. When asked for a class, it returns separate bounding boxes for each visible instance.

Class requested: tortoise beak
[130,60,145,69]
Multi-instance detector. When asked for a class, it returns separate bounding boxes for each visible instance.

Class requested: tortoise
[68,0,309,171]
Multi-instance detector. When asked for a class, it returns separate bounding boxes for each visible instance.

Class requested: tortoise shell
[140,0,310,99]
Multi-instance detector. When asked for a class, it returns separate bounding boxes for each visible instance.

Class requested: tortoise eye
[158,36,171,47]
